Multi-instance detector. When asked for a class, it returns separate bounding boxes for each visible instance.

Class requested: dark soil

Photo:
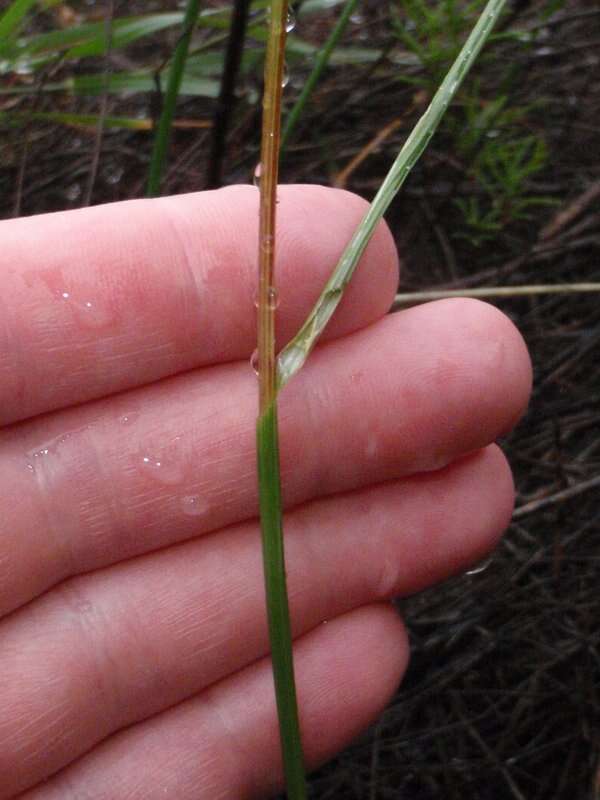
[1,0,599,797]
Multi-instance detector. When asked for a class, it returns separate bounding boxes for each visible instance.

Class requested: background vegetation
[1,0,599,797]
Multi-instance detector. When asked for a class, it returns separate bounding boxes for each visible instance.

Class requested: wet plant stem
[256,1,307,798]
[255,1,507,794]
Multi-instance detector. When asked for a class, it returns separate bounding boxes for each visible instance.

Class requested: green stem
[281,0,360,154]
[257,404,306,799]
[146,0,201,197]
[277,0,507,390]
[256,1,307,797]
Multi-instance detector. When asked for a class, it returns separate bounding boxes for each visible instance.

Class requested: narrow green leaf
[0,109,185,130]
[146,0,203,197]
[0,70,219,96]
[0,0,38,41]
[277,0,508,390]
[299,0,348,14]
[8,14,184,59]
[6,9,234,62]
[281,0,359,151]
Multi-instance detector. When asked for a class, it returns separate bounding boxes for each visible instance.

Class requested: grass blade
[0,0,37,41]
[1,13,185,64]
[0,71,219,97]
[146,0,202,197]
[277,0,508,390]
[281,0,359,152]
[0,110,211,130]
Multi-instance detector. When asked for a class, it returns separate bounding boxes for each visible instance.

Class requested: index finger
[0,185,398,426]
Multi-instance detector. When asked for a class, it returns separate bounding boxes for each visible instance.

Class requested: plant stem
[257,405,306,798]
[392,283,600,309]
[206,0,251,189]
[257,1,307,797]
[277,0,508,390]
[281,0,359,154]
[146,0,201,197]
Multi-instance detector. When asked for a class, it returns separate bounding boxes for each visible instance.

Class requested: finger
[1,446,512,795]
[0,185,398,425]
[1,298,530,616]
[18,604,407,800]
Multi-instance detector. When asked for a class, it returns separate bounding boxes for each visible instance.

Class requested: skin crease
[0,185,532,799]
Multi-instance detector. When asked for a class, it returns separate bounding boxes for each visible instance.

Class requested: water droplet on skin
[56,290,113,330]
[140,454,185,486]
[253,163,262,188]
[119,412,139,426]
[251,349,259,375]
[181,495,208,517]
[32,448,50,458]
[466,555,493,576]
[25,427,88,471]
[285,9,296,33]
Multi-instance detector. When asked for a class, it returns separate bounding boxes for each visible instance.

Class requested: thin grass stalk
[256,1,307,797]
[206,0,251,189]
[392,283,600,308]
[277,0,507,390]
[83,0,114,207]
[146,0,201,197]
[280,0,360,154]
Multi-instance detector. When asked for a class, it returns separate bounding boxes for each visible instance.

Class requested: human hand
[0,185,531,799]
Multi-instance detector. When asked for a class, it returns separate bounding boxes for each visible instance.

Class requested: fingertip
[466,444,515,556]
[299,603,409,769]
[442,297,533,428]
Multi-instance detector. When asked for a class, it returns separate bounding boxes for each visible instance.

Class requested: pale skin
[0,185,532,799]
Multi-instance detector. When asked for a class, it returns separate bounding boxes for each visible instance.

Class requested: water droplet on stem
[286,8,296,33]
[253,286,279,310]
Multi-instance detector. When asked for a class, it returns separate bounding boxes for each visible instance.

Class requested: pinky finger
[20,604,408,800]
